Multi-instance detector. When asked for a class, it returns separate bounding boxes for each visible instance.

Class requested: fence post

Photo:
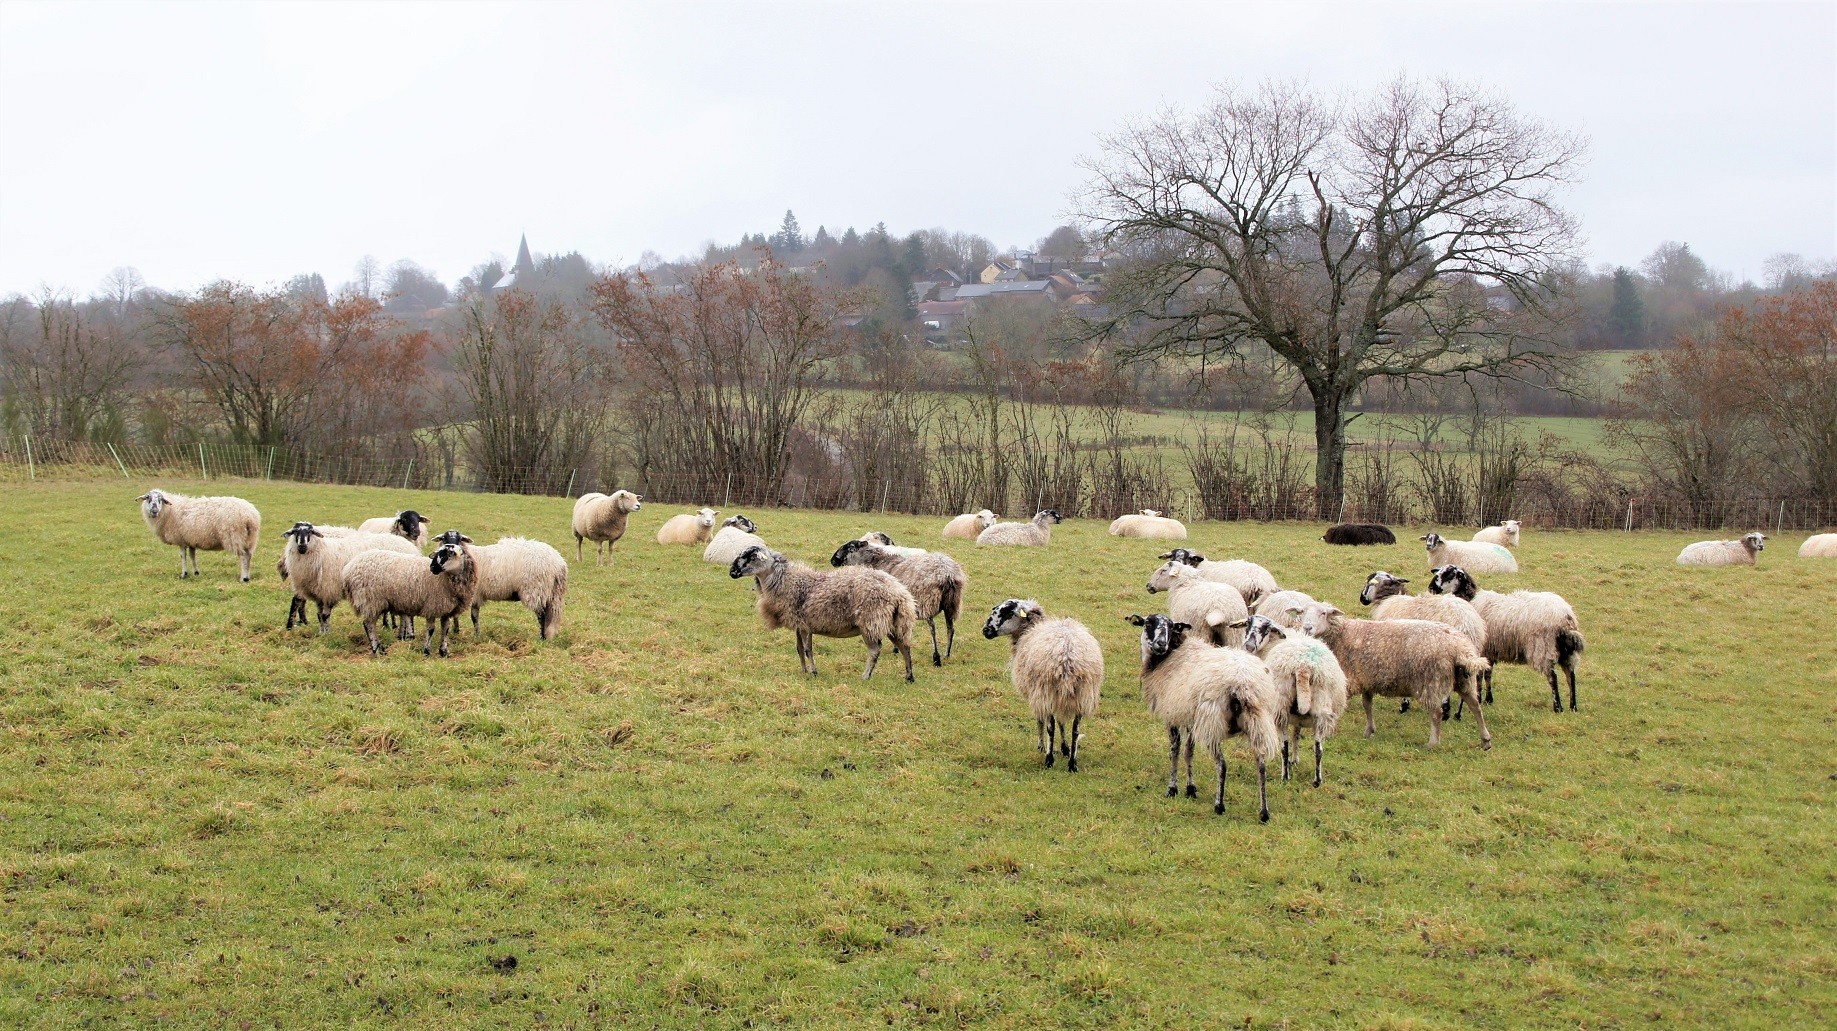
[22,435,33,481]
[402,458,414,490]
[880,481,890,513]
[1777,499,1785,533]
[1624,498,1634,532]
[266,446,276,480]
[724,470,733,509]
[106,442,129,478]
[198,442,208,480]
[564,469,577,498]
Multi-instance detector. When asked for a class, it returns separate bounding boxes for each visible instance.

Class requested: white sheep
[831,537,965,666]
[977,509,1062,546]
[357,510,430,549]
[1359,569,1488,718]
[571,489,642,563]
[342,534,480,657]
[1146,558,1249,647]
[1427,564,1586,713]
[656,507,719,546]
[729,545,917,682]
[1253,590,1318,630]
[1473,519,1521,548]
[1801,533,1837,558]
[1298,601,1492,750]
[1109,510,1188,539]
[468,536,568,639]
[1676,531,1767,567]
[1238,615,1349,787]
[1126,613,1281,821]
[137,488,261,582]
[1155,548,1280,607]
[858,531,927,557]
[942,509,997,540]
[982,599,1103,772]
[1420,532,1518,574]
[276,522,419,634]
[703,514,765,565]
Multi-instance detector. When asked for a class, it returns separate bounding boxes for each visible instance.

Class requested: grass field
[3,480,1834,1028]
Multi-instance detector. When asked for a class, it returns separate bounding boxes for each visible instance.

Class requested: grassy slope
[2,481,1833,1029]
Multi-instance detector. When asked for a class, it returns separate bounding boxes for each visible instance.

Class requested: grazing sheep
[1125,613,1280,821]
[1253,590,1318,630]
[859,531,927,557]
[1156,548,1280,607]
[1801,533,1837,558]
[277,522,419,634]
[831,538,965,666]
[982,599,1103,772]
[1428,564,1586,713]
[571,489,642,563]
[1473,519,1521,548]
[942,509,997,540]
[1420,532,1518,574]
[1322,523,1397,546]
[137,488,261,582]
[1676,532,1767,567]
[342,534,480,657]
[656,507,720,546]
[468,536,568,639]
[977,509,1062,546]
[1146,558,1249,647]
[729,545,916,682]
[1109,510,1188,539]
[1360,569,1489,716]
[1297,601,1492,750]
[1238,615,1349,787]
[357,510,430,549]
[703,515,764,565]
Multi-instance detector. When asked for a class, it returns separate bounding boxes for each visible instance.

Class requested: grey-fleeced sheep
[982,599,1103,772]
[729,545,917,682]
[656,507,719,546]
[571,489,642,563]
[1298,601,1492,750]
[942,509,997,540]
[1360,569,1488,717]
[703,514,764,565]
[977,509,1061,546]
[1676,531,1767,567]
[1801,533,1837,558]
[1239,615,1349,787]
[1428,564,1586,713]
[1146,558,1249,647]
[137,488,261,582]
[468,537,568,639]
[1126,613,1281,821]
[358,510,430,549]
[1254,590,1319,630]
[831,538,964,666]
[1109,510,1188,539]
[342,534,480,657]
[1473,520,1521,548]
[858,531,927,557]
[1156,548,1279,607]
[1420,532,1518,574]
[277,522,419,634]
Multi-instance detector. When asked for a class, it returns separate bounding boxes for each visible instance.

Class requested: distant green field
[4,481,1832,1028]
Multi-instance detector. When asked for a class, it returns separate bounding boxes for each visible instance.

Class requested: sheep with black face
[831,537,964,666]
[729,545,917,682]
[1156,548,1279,608]
[277,521,419,634]
[358,510,431,549]
[341,531,480,657]
[703,514,765,565]
[1428,564,1585,713]
[982,599,1103,772]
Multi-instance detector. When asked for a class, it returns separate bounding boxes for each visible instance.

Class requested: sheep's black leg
[1256,756,1270,823]
[1044,716,1056,768]
[1566,664,1577,712]
[1448,696,1460,721]
[1036,719,1046,755]
[895,635,914,683]
[1165,727,1181,797]
[1363,694,1376,737]
[1399,699,1411,714]
[927,617,942,667]
[438,618,451,657]
[285,596,302,630]
[1280,738,1292,781]
[1183,733,1197,798]
[1313,736,1324,788]
[471,603,481,635]
[316,601,332,636]
[1484,668,1494,705]
[1211,743,1226,815]
[943,610,955,660]
[1067,714,1081,772]
[1548,667,1563,712]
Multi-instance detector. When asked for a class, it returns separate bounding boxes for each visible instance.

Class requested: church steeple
[512,234,535,276]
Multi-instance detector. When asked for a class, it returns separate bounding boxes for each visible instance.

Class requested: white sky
[1,0,1832,297]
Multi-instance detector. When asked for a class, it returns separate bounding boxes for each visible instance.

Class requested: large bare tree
[1081,78,1583,516]
[0,289,142,440]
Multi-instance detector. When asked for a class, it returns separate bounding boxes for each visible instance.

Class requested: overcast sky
[1,0,1832,298]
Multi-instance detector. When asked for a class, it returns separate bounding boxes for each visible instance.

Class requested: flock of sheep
[135,486,1833,821]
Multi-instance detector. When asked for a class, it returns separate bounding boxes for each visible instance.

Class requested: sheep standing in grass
[729,545,917,682]
[977,509,1061,546]
[1126,613,1280,821]
[1428,564,1586,713]
[1420,532,1517,574]
[468,536,568,639]
[1473,520,1521,549]
[1676,532,1767,567]
[342,534,479,657]
[656,507,719,546]
[1238,615,1348,787]
[137,489,261,582]
[358,511,430,549]
[859,531,927,557]
[703,515,764,565]
[831,538,964,666]
[1254,590,1318,630]
[1146,558,1249,647]
[1322,523,1396,546]
[1359,570,1488,716]
[1801,533,1837,558]
[982,599,1102,772]
[942,509,997,540]
[1109,510,1188,539]
[1298,601,1492,750]
[1156,548,1280,607]
[277,522,419,633]
[571,490,642,563]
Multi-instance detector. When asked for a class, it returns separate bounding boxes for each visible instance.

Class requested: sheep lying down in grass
[729,545,917,682]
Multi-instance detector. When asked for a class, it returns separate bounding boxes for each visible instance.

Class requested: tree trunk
[1312,386,1347,521]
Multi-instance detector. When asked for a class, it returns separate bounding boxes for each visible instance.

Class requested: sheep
[942,509,997,540]
[1253,590,1318,630]
[1676,531,1767,567]
[1801,533,1837,558]
[656,507,719,546]
[1125,613,1280,821]
[341,533,480,657]
[729,545,916,682]
[1156,548,1280,608]
[1297,601,1492,750]
[981,599,1102,772]
[1427,564,1586,714]
[859,531,927,557]
[703,514,765,565]
[571,489,642,563]
[977,509,1062,546]
[831,538,964,666]
[1359,569,1489,717]
[1322,522,1397,546]
[468,536,568,639]
[137,488,261,582]
[357,510,430,549]
[276,522,419,634]
[1109,510,1188,539]
[1420,532,1518,574]
[1146,557,1249,647]
[1473,519,1521,549]
[1238,615,1349,787]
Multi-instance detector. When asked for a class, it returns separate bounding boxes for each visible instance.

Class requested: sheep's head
[1359,571,1409,606]
[395,510,430,537]
[975,509,997,528]
[696,507,718,528]
[982,598,1040,639]
[1297,602,1343,640]
[1145,558,1190,594]
[722,515,758,534]
[284,521,326,554]
[608,490,641,513]
[1426,564,1478,601]
[1126,612,1190,664]
[861,531,897,547]
[1744,531,1768,553]
[729,544,778,579]
[429,533,472,575]
[137,489,169,518]
[1158,547,1205,567]
[1036,509,1062,525]
[1240,615,1286,654]
[1141,509,1161,518]
[1502,519,1521,535]
[1420,532,1446,551]
[830,538,873,567]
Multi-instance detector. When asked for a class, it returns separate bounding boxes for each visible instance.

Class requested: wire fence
[5,435,1834,532]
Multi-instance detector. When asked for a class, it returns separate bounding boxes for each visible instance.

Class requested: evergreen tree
[774,210,804,252]
[1609,267,1647,348]
[841,226,860,248]
[812,225,833,248]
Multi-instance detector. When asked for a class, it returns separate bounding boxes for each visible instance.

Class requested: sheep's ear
[1124,614,1146,626]
[1173,621,1192,632]
[419,516,431,525]
[136,493,151,501]
[1396,577,1410,584]
[1228,619,1248,628]
[458,534,473,543]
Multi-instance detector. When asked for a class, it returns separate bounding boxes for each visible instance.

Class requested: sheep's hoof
[1067,759,1078,773]
[1184,784,1198,799]
[1259,808,1270,824]
[1398,700,1410,713]
[1312,775,1323,788]
[931,654,942,667]
[1213,802,1225,815]
[1044,753,1054,768]
[240,576,250,583]
[1166,786,1178,798]
[1553,701,1563,713]
[1481,736,1493,751]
